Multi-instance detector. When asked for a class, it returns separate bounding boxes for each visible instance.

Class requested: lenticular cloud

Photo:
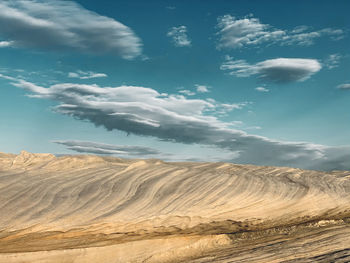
[221,57,322,83]
[5,76,349,171]
[0,0,142,59]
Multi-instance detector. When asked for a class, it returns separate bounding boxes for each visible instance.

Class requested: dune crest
[0,152,349,262]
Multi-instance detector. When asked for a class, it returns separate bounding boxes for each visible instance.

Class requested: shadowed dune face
[0,151,349,262]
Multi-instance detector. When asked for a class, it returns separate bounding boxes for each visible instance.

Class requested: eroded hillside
[0,151,349,262]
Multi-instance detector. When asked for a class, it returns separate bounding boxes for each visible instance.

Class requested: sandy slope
[0,151,349,262]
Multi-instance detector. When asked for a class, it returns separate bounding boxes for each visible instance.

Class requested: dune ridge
[0,151,349,262]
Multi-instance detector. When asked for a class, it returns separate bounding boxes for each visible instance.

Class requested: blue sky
[0,0,349,170]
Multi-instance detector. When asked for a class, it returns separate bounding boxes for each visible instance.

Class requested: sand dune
[0,151,349,262]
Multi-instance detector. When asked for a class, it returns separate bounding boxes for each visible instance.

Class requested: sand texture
[0,151,349,262]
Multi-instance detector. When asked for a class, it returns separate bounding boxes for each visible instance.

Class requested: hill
[0,151,349,262]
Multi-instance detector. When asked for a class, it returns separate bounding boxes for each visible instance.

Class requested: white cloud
[324,54,342,69]
[221,56,259,77]
[195,85,210,93]
[319,28,344,41]
[215,102,250,114]
[255,87,269,92]
[221,57,322,83]
[167,26,191,47]
[291,25,309,34]
[337,83,350,90]
[179,89,195,96]
[3,74,349,171]
[67,72,79,78]
[0,0,142,59]
[0,41,13,47]
[0,73,16,81]
[68,70,107,80]
[216,15,344,49]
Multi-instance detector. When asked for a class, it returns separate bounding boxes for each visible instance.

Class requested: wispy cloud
[54,140,162,156]
[214,102,250,116]
[324,54,342,69]
[216,15,344,49]
[195,85,210,93]
[0,0,142,59]
[0,73,17,81]
[337,83,350,90]
[68,70,107,80]
[221,56,322,83]
[179,89,195,96]
[54,140,240,163]
[3,74,349,171]
[255,87,269,92]
[178,85,210,96]
[167,26,191,47]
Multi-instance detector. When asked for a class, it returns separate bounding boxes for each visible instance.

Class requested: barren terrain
[0,151,349,262]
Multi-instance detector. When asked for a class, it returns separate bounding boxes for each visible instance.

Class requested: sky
[0,0,349,171]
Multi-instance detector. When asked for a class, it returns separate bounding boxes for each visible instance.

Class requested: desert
[0,151,349,262]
